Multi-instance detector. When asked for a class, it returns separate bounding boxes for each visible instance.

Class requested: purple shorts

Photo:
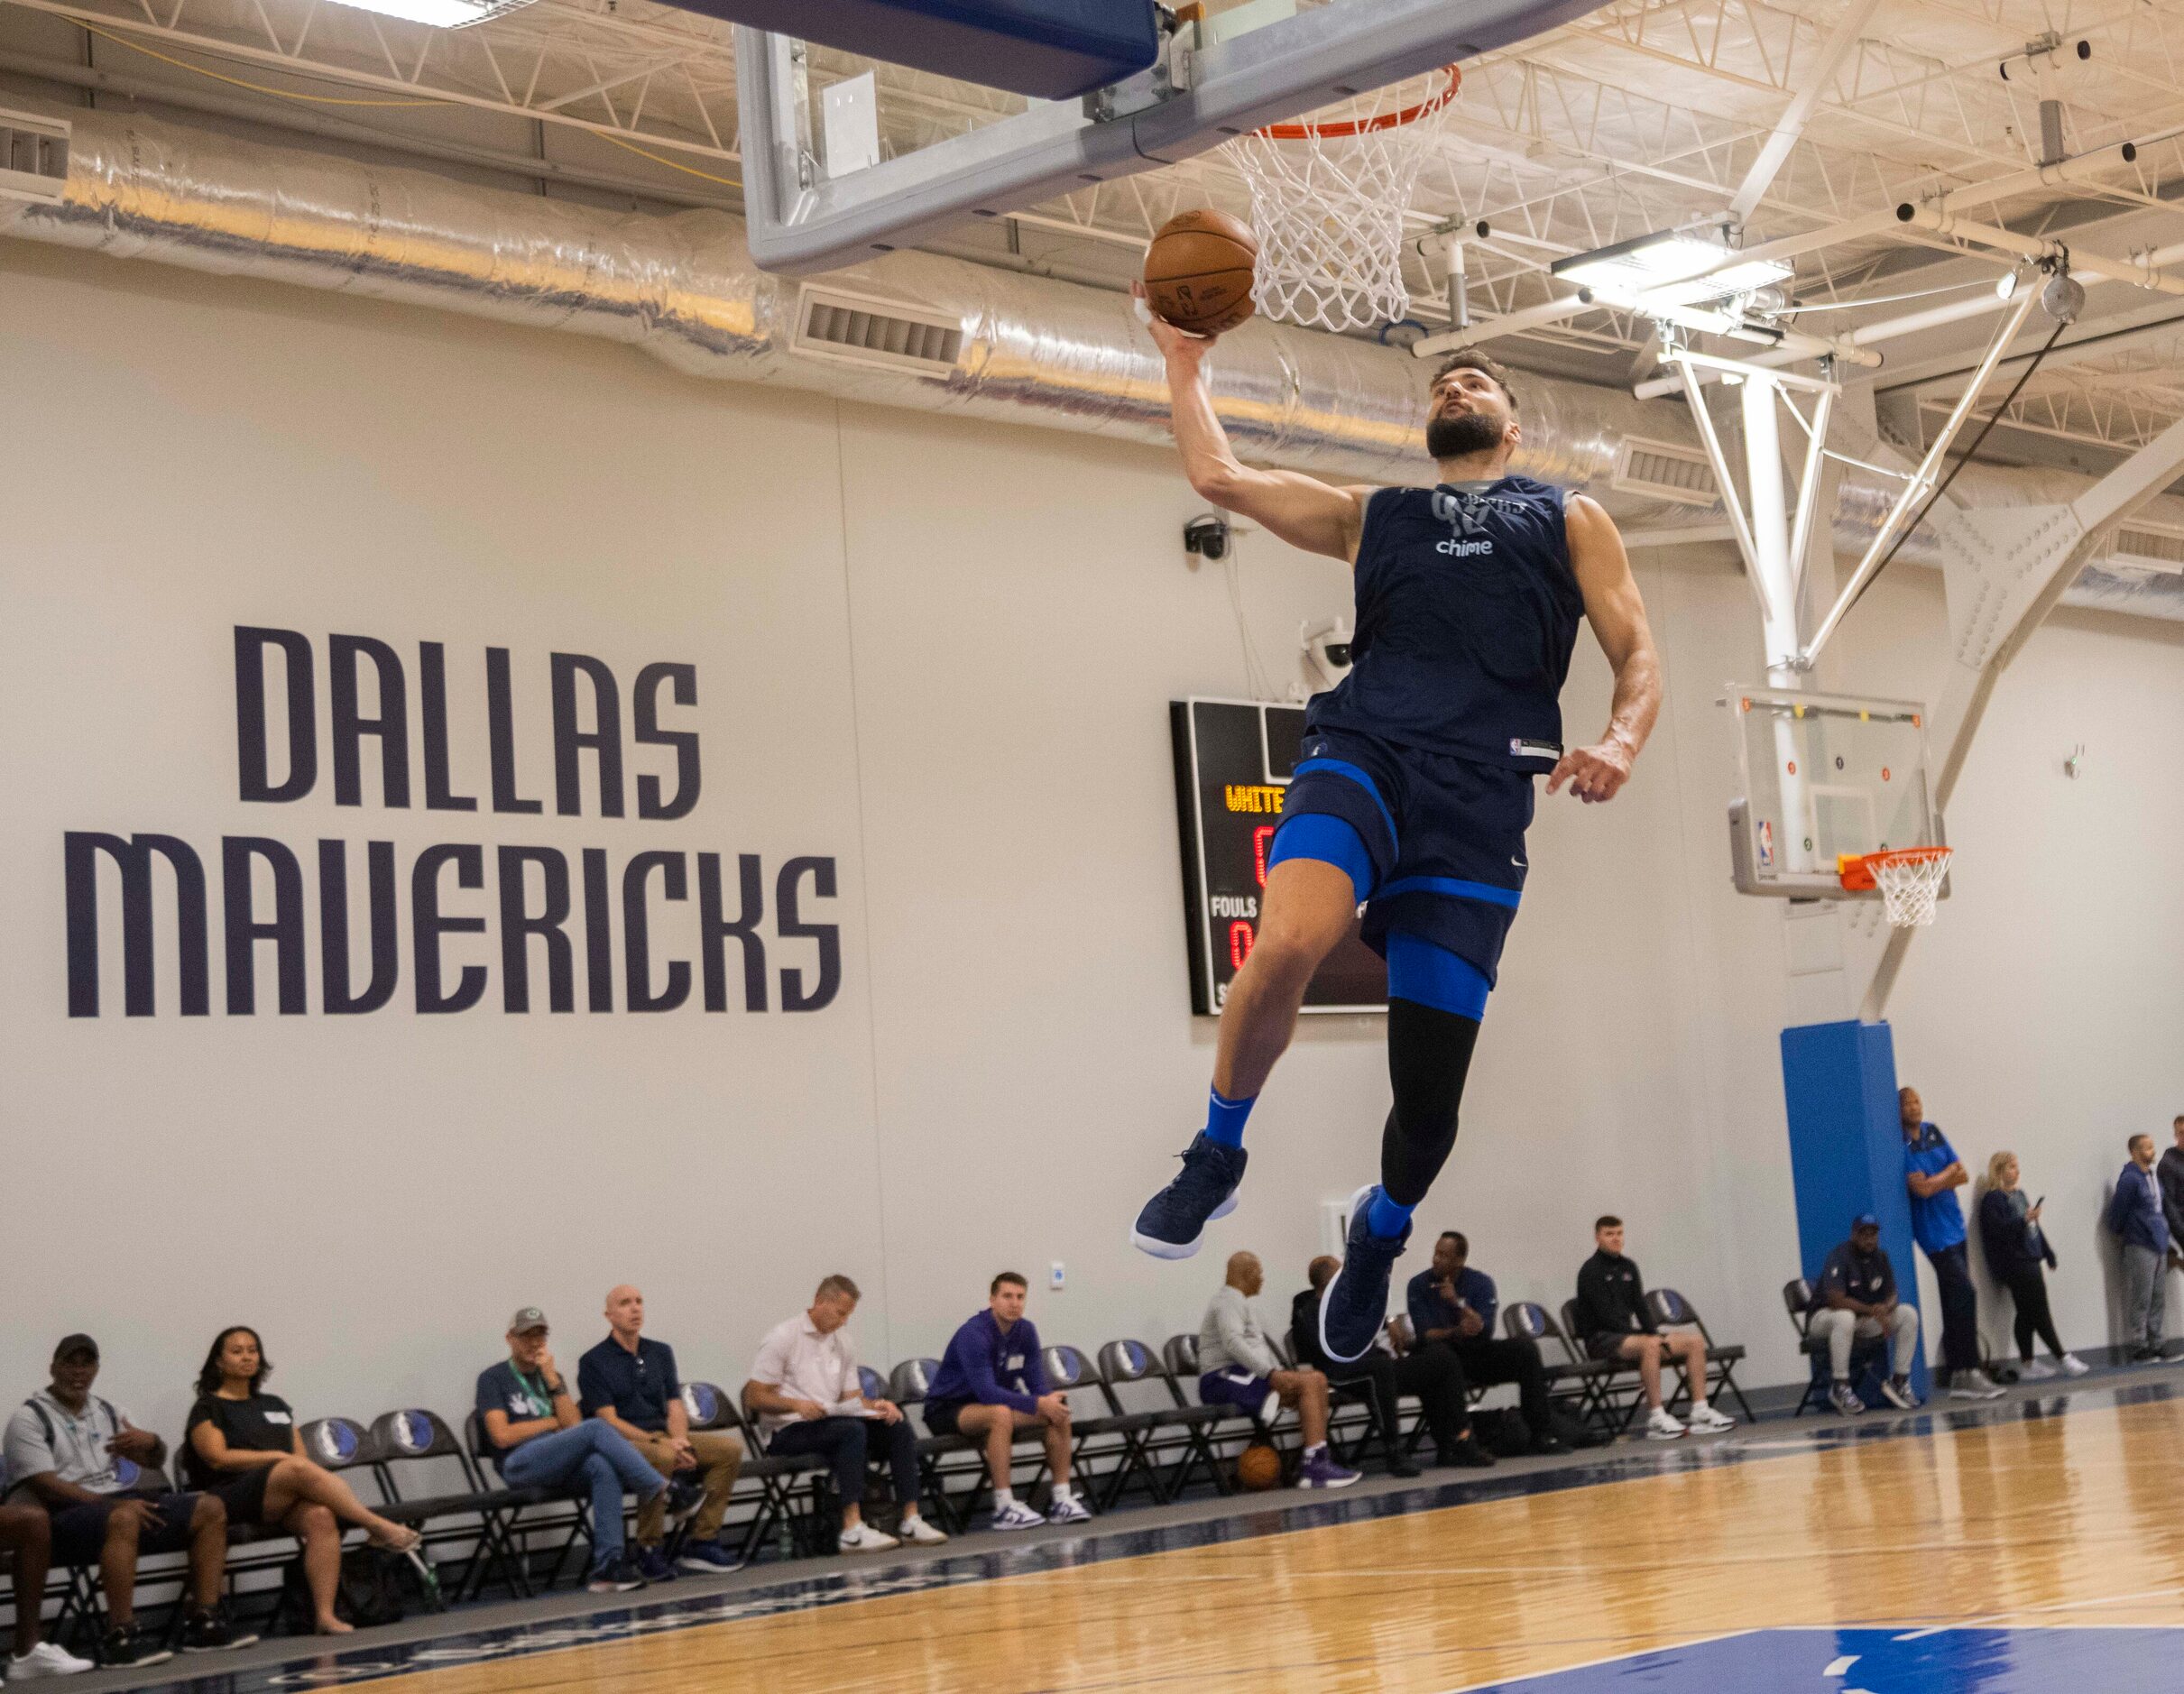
[1198,1368,1276,1421]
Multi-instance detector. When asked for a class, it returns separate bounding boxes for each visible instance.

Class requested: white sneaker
[837,1523,898,1554]
[1045,1494,1092,1525]
[898,1514,949,1545]
[9,1643,96,1679]
[1947,1368,2004,1401]
[990,1500,1046,1532]
[2060,1354,2091,1376]
[1645,1408,1686,1441]
[1684,1404,1735,1435]
[2019,1358,2057,1380]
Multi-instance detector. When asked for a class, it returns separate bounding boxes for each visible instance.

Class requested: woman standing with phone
[1979,1153,2087,1379]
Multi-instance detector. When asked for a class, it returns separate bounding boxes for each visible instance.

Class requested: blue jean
[501,1422,661,1568]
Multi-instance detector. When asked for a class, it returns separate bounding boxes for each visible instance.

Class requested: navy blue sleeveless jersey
[1304,476,1584,771]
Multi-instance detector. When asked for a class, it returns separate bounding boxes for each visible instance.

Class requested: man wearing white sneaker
[1809,1216,1922,1416]
[744,1275,948,1553]
[924,1275,1090,1532]
[1573,1218,1733,1439]
[1,1500,93,1679]
[1200,1254,1359,1489]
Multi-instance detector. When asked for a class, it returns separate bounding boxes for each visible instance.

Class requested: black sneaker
[1318,1184,1409,1364]
[1436,1439,1497,1469]
[1530,1433,1572,1457]
[586,1552,649,1594]
[181,1607,258,1653]
[100,1624,174,1669]
[663,1477,705,1528]
[1387,1453,1423,1478]
[1131,1134,1246,1260]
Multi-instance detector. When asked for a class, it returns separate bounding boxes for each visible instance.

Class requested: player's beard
[1426,410,1506,461]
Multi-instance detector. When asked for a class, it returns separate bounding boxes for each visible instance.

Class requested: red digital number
[1252,824,1275,888]
[1229,921,1255,969]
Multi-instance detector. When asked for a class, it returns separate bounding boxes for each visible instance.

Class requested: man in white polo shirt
[742,1276,948,1553]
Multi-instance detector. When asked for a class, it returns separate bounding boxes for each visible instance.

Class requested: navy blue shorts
[1271,725,1532,985]
[48,1492,198,1565]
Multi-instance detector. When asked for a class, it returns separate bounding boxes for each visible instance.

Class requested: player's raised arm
[1549,493,1661,804]
[1135,283,1368,565]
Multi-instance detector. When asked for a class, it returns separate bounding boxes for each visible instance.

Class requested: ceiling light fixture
[1551,225,1792,312]
[321,0,535,28]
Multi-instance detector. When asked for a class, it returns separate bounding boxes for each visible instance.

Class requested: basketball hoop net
[1845,846,1954,928]
[1228,66,1461,335]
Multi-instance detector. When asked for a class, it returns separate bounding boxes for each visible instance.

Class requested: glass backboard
[734,0,1607,274]
[1727,686,1940,900]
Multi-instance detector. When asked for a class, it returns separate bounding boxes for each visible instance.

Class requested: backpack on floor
[1473,1410,1533,1457]
[280,1544,441,1632]
[1548,1405,1610,1450]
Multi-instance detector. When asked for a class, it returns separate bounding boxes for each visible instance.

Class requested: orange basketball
[1144,208,1259,336]
[1236,1441,1283,1491]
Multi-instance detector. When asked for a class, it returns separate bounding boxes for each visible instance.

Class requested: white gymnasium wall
[4,237,2181,1448]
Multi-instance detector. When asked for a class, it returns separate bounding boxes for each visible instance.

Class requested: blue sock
[1202,1088,1256,1148]
[1366,1188,1415,1238]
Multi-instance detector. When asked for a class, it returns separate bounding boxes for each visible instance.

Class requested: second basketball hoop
[1227,64,1461,335]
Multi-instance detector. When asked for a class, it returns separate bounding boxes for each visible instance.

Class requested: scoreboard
[1170,697,1387,1017]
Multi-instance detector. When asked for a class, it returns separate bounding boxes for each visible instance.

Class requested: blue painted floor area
[1467,1627,2184,1692]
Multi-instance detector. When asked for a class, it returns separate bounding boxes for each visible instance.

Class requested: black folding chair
[1503,1303,1618,1435]
[1095,1340,1230,1501]
[1043,1344,1157,1511]
[460,1412,588,1592]
[1645,1290,1757,1422]
[364,1409,520,1603]
[1161,1336,1291,1475]
[680,1383,811,1564]
[889,1359,981,1532]
[1783,1279,1889,1416]
[1558,1300,1658,1435]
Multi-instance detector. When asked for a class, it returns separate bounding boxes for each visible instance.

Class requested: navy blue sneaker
[634,1546,677,1583]
[1318,1183,1409,1364]
[1131,1134,1247,1259]
[677,1537,742,1574]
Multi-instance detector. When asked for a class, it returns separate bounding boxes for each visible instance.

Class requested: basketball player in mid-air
[1130,283,1681,1386]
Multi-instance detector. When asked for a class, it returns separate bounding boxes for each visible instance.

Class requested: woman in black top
[184,1327,420,1634]
[1977,1154,2087,1380]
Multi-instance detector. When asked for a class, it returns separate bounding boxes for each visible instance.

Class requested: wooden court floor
[316,1386,2184,1693]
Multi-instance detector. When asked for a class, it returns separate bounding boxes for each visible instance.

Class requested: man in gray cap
[475,1308,700,1593]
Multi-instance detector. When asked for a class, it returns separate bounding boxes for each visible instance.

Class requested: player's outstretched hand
[1131,280,1219,363]
[1548,737,1633,804]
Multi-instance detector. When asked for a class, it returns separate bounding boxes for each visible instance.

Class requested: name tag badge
[1005,1355,1023,1372]
[264,1410,292,1424]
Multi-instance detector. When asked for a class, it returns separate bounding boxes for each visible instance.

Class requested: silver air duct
[5,109,2181,621]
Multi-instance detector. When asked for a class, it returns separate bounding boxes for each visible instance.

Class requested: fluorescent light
[1552,227,1791,310]
[322,0,534,27]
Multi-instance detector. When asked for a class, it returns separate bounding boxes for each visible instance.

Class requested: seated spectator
[1,1495,93,1678]
[184,1325,423,1635]
[1201,1254,1359,1490]
[576,1286,744,1578]
[1574,1217,1733,1440]
[1293,1256,1488,1475]
[5,1334,249,1667]
[476,1307,702,1594]
[2106,1135,2172,1363]
[924,1272,1091,1531]
[1808,1215,1922,1415]
[744,1275,948,1553]
[1977,1155,2085,1380]
[1405,1232,1569,1457]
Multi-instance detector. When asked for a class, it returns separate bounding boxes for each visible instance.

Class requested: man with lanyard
[1900,1087,2002,1399]
[1,1335,250,1666]
[1405,1231,1566,1454]
[1808,1215,1921,1416]
[1127,291,1663,1367]
[475,1307,701,1593]
[923,1273,1088,1532]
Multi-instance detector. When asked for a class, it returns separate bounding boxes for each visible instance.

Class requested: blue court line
[112,1376,2184,1694]
[1447,1625,2184,1692]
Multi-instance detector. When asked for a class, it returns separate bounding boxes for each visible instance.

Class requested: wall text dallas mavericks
[64,630,840,1017]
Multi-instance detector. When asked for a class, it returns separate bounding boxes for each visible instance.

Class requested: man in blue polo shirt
[576,1285,744,1579]
[1901,1088,2000,1400]
[924,1273,1089,1533]
[1405,1231,1566,1455]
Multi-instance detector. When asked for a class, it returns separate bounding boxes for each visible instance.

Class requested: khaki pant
[627,1428,743,1544]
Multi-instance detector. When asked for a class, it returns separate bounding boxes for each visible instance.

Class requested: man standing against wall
[2155,1117,2184,1278]
[1900,1088,2001,1400]
[2107,1134,2171,1362]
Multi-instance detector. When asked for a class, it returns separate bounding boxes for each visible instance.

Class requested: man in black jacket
[2158,1118,2184,1271]
[1291,1257,1491,1475]
[1574,1217,1729,1440]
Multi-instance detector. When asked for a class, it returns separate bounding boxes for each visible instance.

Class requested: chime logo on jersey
[1431,488,1498,557]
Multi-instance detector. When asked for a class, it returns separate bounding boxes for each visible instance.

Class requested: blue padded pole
[1780,1019,1930,1401]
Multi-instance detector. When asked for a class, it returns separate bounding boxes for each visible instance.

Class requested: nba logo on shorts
[1757,820,1774,869]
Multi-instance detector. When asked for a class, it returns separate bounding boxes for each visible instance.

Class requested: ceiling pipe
[2,107,2181,625]
[1894,203,2184,298]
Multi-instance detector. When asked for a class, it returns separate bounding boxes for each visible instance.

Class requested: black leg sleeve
[1380,999,1483,1208]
